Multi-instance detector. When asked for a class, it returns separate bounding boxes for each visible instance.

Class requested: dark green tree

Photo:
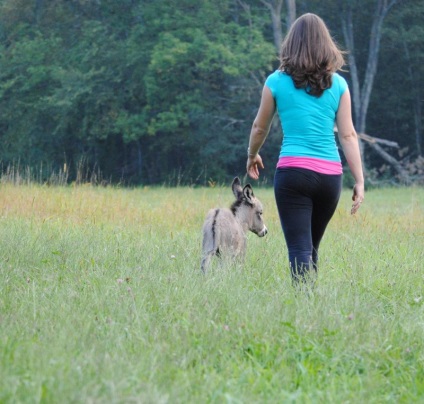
[0,0,422,184]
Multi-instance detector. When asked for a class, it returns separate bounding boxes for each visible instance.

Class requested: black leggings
[274,168,342,281]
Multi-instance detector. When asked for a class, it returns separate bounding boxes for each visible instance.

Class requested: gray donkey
[201,177,267,273]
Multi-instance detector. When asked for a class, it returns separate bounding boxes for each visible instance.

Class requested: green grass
[0,184,423,403]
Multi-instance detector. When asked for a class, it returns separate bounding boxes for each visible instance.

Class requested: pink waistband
[276,156,343,175]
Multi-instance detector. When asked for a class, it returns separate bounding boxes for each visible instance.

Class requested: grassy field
[0,182,423,403]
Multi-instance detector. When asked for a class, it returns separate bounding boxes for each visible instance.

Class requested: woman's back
[266,71,347,162]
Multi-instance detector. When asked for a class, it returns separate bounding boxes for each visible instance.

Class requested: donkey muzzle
[257,226,268,237]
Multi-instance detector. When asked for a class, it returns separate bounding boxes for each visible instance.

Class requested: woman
[246,13,364,283]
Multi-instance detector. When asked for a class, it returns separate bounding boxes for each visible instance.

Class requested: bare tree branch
[340,6,361,126]
[340,0,398,134]
[260,0,284,51]
[334,128,411,184]
[334,128,399,148]
[236,0,253,30]
[400,24,423,156]
[368,142,412,184]
[285,0,296,29]
[358,133,399,148]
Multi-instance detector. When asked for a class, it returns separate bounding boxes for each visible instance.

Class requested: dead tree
[335,128,412,184]
[338,0,413,183]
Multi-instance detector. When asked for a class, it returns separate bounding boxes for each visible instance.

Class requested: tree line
[0,0,422,185]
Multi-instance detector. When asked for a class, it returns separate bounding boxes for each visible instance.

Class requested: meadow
[0,181,423,403]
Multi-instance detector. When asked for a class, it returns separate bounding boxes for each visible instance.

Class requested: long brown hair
[279,13,345,97]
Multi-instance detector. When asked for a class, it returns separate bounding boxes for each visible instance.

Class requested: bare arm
[336,89,365,214]
[246,85,276,180]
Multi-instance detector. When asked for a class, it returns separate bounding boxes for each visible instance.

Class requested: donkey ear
[232,177,243,199]
[243,184,255,202]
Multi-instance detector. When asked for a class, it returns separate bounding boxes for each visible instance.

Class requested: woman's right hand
[246,154,264,180]
[351,183,364,215]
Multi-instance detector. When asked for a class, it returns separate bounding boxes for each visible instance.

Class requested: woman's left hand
[351,183,365,215]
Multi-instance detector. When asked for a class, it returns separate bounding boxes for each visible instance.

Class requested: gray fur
[200,177,267,273]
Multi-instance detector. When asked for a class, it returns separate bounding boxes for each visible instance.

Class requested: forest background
[0,0,422,186]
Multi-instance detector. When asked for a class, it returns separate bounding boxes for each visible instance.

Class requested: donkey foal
[200,177,267,273]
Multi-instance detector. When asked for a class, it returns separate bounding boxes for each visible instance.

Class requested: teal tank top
[265,70,348,162]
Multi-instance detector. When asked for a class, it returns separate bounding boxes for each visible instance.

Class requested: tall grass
[0,183,423,403]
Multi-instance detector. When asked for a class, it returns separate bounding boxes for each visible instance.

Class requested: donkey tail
[201,209,220,273]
